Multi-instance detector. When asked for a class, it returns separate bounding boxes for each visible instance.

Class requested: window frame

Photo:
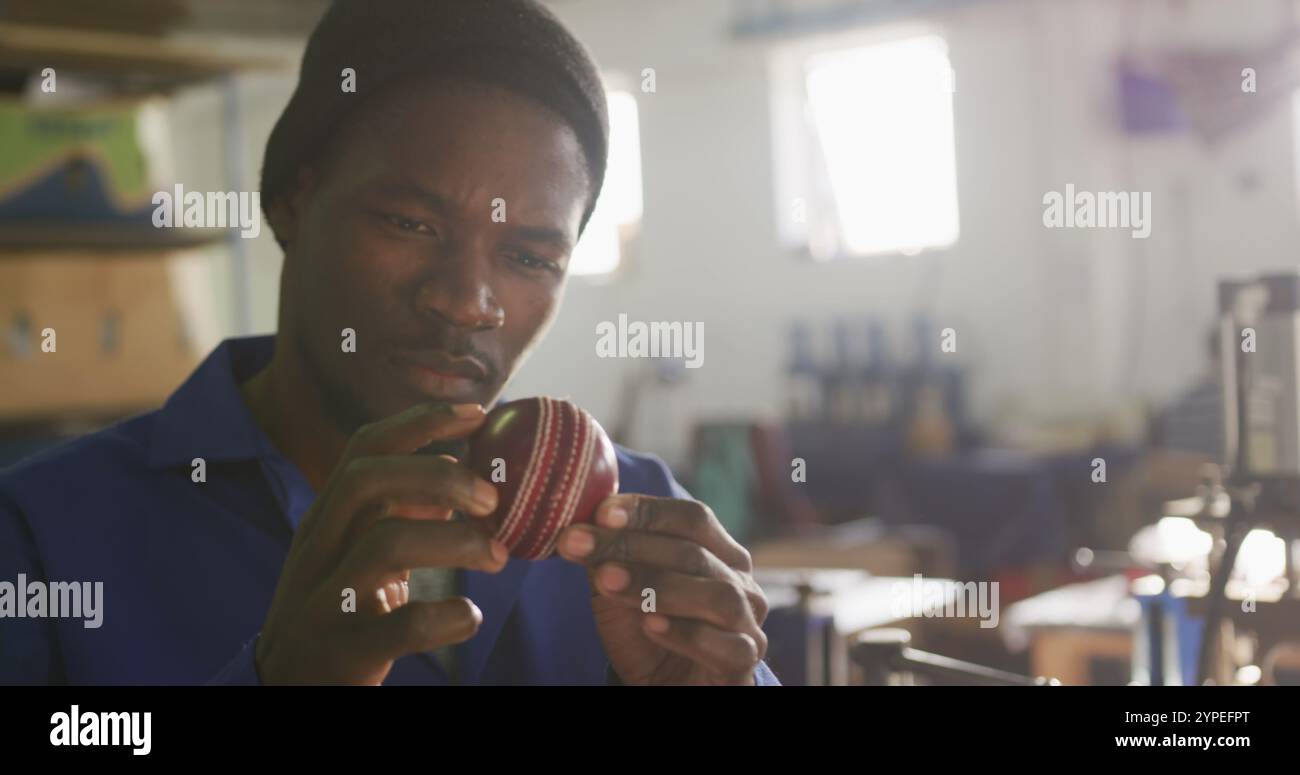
[569,77,645,284]
[769,23,961,263]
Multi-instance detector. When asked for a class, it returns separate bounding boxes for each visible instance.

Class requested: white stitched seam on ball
[516,396,557,547]
[541,403,593,558]
[514,396,561,555]
[533,400,578,557]
[529,397,573,558]
[498,396,551,548]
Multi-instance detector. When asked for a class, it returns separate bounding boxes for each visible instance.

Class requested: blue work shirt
[0,334,779,686]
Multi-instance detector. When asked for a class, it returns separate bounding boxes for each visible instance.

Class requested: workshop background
[3,0,1299,686]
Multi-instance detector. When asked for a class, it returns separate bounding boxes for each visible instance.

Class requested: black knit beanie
[260,0,610,243]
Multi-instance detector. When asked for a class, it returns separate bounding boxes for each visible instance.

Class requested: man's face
[275,76,591,433]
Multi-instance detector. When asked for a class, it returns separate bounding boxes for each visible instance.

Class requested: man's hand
[555,494,769,685]
[255,402,509,685]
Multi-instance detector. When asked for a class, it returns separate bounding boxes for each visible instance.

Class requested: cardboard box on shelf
[0,98,227,249]
[0,98,163,221]
[0,250,204,420]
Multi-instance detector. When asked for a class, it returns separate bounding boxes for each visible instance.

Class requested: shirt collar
[147,334,282,469]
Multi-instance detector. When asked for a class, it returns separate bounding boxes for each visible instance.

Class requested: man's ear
[266,166,319,251]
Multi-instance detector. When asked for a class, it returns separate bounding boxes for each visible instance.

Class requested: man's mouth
[388,348,489,398]
[391,348,488,379]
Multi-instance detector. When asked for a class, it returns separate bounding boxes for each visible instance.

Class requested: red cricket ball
[466,397,619,560]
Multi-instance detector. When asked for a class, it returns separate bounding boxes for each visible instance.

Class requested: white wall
[165,54,300,346]
[169,0,1300,468]
[510,0,1300,465]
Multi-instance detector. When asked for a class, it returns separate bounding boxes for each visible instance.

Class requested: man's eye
[509,251,559,273]
[383,214,434,235]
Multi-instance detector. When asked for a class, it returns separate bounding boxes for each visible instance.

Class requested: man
[0,0,777,686]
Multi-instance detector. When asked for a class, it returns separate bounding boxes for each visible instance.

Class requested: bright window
[775,33,960,259]
[570,89,643,276]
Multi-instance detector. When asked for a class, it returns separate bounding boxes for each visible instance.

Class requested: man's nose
[414,254,505,331]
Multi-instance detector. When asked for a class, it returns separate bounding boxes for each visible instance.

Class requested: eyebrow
[370,181,454,213]
[369,180,575,253]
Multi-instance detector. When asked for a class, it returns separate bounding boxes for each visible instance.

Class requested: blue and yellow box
[0,98,170,242]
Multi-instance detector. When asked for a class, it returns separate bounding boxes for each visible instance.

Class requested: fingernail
[563,528,595,557]
[644,614,670,634]
[491,540,509,565]
[600,564,630,591]
[474,481,498,510]
[451,403,485,419]
[599,506,628,529]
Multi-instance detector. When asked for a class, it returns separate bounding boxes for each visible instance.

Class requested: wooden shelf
[0,221,230,251]
[0,21,291,86]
